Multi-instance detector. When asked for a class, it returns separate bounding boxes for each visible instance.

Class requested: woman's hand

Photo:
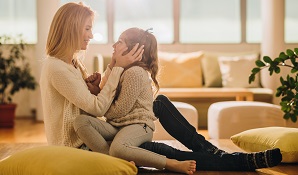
[85,72,101,95]
[113,43,144,69]
[109,55,116,69]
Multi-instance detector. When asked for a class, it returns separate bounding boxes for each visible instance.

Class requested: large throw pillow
[218,54,260,88]
[158,51,204,88]
[0,146,137,175]
[231,127,298,163]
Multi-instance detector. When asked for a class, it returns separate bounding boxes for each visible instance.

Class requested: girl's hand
[114,43,144,69]
[85,72,101,86]
[85,72,101,95]
[86,82,101,95]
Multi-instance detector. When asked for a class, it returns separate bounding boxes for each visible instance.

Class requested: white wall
[14,0,298,120]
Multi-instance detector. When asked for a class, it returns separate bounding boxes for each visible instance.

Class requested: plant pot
[0,103,17,127]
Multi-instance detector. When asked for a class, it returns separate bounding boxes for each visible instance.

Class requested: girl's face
[112,33,128,55]
[81,16,93,50]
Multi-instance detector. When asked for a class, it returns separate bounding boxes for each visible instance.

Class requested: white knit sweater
[104,66,157,130]
[40,57,123,148]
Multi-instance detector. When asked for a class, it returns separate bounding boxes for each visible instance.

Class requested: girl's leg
[140,142,282,171]
[153,95,225,154]
[109,124,196,174]
[73,115,118,154]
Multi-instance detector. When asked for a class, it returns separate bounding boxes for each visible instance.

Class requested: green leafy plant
[0,35,37,104]
[249,48,298,123]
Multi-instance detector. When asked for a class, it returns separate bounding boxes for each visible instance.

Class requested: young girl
[74,27,197,174]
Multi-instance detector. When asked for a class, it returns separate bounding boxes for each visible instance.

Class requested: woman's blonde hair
[46,2,94,62]
[123,27,160,94]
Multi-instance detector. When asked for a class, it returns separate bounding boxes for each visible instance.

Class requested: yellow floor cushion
[0,145,137,175]
[231,126,298,163]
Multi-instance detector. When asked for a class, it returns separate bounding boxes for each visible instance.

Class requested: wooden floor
[0,119,297,175]
[0,119,47,143]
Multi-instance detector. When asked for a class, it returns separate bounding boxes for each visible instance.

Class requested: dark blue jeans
[139,95,250,171]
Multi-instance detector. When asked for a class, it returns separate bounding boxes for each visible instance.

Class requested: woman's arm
[99,65,112,90]
[50,65,123,117]
[100,44,144,90]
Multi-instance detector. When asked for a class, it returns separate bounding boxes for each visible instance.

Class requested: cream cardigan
[40,57,123,148]
[105,66,157,130]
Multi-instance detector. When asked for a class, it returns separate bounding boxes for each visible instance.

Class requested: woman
[40,2,143,149]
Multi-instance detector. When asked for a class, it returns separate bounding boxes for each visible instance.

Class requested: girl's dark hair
[123,27,159,94]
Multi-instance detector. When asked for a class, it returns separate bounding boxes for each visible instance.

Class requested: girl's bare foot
[165,159,196,174]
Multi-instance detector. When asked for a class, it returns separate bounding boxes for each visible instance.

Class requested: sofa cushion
[201,55,222,87]
[0,146,137,175]
[158,51,204,88]
[231,127,298,163]
[218,54,260,88]
[201,51,260,87]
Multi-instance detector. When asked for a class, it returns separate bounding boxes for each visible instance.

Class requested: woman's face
[81,16,93,50]
[112,33,128,55]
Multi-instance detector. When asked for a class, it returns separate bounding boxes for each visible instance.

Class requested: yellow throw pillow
[231,127,298,163]
[0,146,137,175]
[158,51,204,88]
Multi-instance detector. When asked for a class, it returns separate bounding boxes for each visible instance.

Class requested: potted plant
[249,48,298,123]
[0,35,37,127]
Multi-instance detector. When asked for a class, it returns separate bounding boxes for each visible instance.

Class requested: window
[114,0,173,43]
[0,0,37,44]
[285,0,298,43]
[61,0,108,44]
[6,0,294,45]
[246,0,261,43]
[180,0,241,43]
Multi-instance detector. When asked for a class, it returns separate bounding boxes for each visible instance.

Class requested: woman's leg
[153,95,225,154]
[73,115,118,154]
[140,142,282,171]
[109,124,196,174]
